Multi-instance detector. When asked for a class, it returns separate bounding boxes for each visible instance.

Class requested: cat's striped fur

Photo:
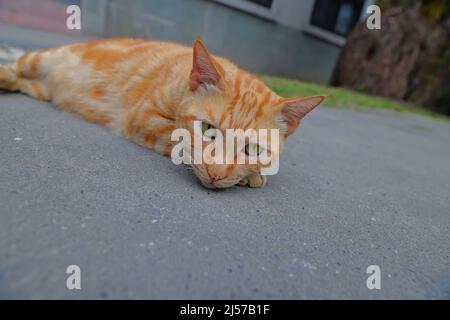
[0,38,324,188]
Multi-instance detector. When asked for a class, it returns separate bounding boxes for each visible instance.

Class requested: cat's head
[178,39,325,189]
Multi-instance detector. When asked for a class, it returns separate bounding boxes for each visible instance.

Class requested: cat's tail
[0,44,23,92]
[0,51,50,100]
[0,63,19,91]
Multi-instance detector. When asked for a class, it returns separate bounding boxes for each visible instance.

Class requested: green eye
[202,122,216,139]
[245,143,263,156]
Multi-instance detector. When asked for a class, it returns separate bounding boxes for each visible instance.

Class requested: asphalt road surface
[1,24,450,299]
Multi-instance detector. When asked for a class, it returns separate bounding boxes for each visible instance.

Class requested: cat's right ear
[279,95,325,136]
[190,38,222,91]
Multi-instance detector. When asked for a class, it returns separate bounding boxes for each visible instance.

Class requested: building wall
[82,0,341,84]
[214,0,316,30]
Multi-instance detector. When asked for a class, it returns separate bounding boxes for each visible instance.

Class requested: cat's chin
[199,179,239,189]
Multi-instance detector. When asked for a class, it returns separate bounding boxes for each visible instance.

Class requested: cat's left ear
[279,95,325,136]
[190,38,224,91]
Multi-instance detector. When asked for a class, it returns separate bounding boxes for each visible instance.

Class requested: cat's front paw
[239,174,267,188]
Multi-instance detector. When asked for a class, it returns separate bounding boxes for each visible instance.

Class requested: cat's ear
[190,38,223,91]
[279,95,325,136]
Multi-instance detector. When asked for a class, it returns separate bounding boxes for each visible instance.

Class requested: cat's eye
[202,122,217,139]
[244,143,264,156]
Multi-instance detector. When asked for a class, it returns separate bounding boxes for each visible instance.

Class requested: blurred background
[0,0,449,115]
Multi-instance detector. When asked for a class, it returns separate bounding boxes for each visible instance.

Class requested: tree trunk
[332,6,450,114]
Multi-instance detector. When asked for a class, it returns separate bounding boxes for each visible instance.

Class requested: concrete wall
[273,0,316,29]
[81,0,340,84]
[214,0,316,30]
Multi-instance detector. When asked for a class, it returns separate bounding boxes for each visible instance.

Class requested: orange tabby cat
[0,38,324,188]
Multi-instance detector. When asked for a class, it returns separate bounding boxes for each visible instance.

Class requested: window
[214,0,275,21]
[310,0,365,37]
[244,0,273,9]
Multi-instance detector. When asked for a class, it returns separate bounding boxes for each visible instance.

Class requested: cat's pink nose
[205,165,225,183]
[209,173,224,183]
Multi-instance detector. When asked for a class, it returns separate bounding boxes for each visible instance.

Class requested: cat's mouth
[191,164,241,189]
[198,175,242,189]
[200,179,238,189]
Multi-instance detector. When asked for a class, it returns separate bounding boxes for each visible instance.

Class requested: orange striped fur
[0,38,325,188]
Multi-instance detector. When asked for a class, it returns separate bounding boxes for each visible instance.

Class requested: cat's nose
[210,177,219,183]
[205,165,225,183]
[209,172,224,183]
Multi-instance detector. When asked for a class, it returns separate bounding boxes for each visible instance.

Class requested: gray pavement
[1,24,450,299]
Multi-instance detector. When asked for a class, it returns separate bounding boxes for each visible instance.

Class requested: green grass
[261,75,449,121]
